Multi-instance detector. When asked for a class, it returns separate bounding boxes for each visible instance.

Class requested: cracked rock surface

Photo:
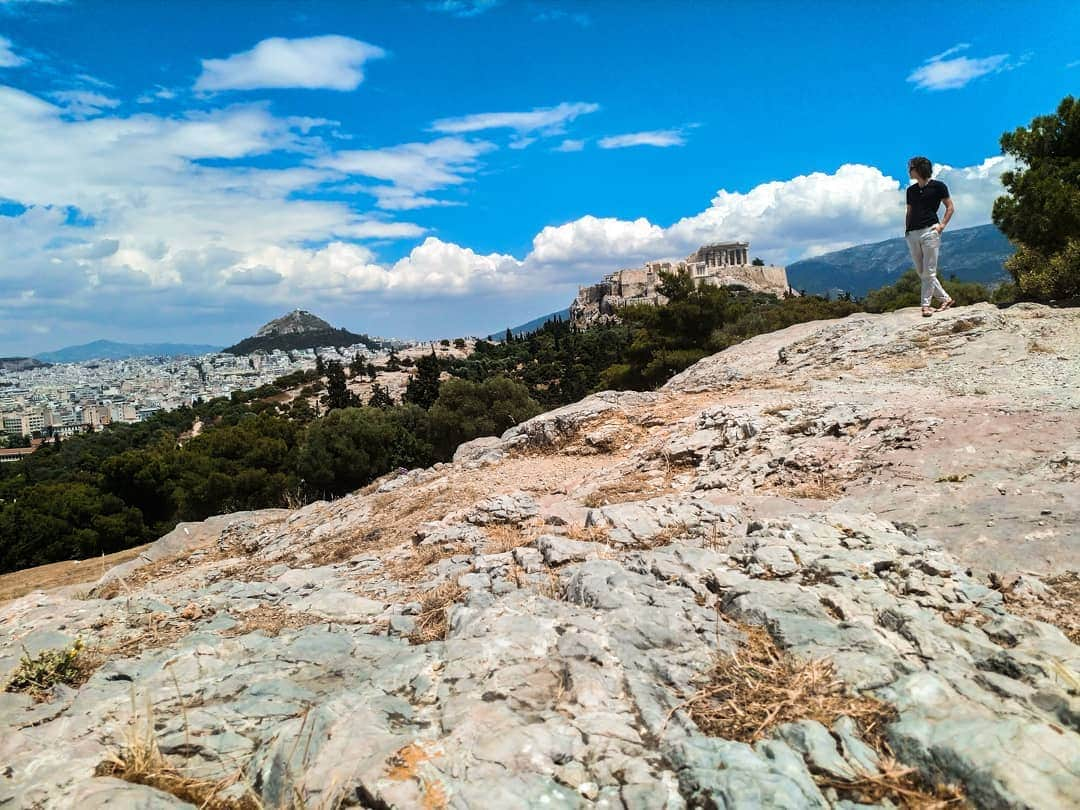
[2,303,1078,808]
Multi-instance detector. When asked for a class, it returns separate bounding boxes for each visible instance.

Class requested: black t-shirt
[906,179,950,232]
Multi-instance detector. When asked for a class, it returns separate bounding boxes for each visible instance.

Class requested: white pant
[905,226,949,307]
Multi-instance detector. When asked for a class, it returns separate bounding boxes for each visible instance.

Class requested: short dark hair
[908,156,933,180]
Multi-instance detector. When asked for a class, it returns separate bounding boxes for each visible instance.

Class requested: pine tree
[324,361,358,411]
[403,351,442,409]
[367,383,394,409]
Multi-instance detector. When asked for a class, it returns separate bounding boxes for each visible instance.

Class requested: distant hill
[785,224,1014,297]
[0,357,51,372]
[35,340,221,363]
[224,309,385,355]
[489,308,571,341]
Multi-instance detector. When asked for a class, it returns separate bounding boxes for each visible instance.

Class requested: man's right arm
[905,204,911,232]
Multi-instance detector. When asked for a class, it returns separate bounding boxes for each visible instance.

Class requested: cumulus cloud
[0,78,1017,350]
[0,35,25,67]
[553,138,584,152]
[316,136,494,209]
[598,129,687,149]
[907,43,1015,90]
[431,101,599,138]
[526,159,1015,274]
[49,90,120,118]
[195,35,386,92]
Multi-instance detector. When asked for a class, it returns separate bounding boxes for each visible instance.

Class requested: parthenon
[569,241,792,327]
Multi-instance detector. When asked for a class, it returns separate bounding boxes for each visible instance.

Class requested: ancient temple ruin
[569,241,791,327]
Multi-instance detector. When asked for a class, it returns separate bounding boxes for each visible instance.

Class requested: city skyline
[1,0,1077,354]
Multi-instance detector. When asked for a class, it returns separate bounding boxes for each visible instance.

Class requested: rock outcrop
[2,302,1079,808]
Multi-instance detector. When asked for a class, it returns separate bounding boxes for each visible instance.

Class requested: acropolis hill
[570,241,791,326]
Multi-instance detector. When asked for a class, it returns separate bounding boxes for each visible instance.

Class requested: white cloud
[0,35,25,67]
[427,0,500,17]
[430,101,599,138]
[907,44,1014,90]
[526,159,1015,274]
[598,129,687,149]
[0,79,1018,349]
[195,35,386,92]
[316,136,494,209]
[136,85,178,104]
[49,90,120,118]
[553,138,584,152]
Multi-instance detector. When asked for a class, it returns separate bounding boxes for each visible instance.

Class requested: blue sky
[0,0,1076,353]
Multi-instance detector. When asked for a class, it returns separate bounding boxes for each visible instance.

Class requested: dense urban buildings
[0,344,374,445]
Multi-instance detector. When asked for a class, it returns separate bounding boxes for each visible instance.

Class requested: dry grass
[772,471,845,501]
[387,543,474,584]
[96,706,262,810]
[993,570,1080,645]
[408,581,466,644]
[581,469,676,508]
[0,544,151,605]
[563,524,613,544]
[221,605,323,638]
[483,524,537,554]
[682,622,965,808]
[1027,339,1055,354]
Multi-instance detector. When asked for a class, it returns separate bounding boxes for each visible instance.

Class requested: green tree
[349,351,365,378]
[324,361,359,411]
[367,383,394,409]
[298,407,422,497]
[404,351,442,409]
[992,95,1080,299]
[426,377,542,459]
[751,257,765,266]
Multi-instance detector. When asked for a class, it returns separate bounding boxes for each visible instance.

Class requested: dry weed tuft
[682,622,964,808]
[221,605,323,638]
[389,543,473,583]
[97,705,261,810]
[1027,339,1055,354]
[483,525,536,554]
[581,470,675,508]
[564,525,613,544]
[408,581,466,644]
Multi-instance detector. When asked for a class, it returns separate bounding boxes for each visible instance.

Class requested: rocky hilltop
[224,309,382,356]
[255,310,334,338]
[2,303,1078,808]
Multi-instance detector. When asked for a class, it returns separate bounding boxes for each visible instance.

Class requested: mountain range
[489,308,571,341]
[34,340,222,364]
[784,224,1013,297]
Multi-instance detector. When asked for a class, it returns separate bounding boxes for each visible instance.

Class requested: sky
[0,0,1077,354]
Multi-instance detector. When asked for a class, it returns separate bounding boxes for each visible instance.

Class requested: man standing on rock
[905,156,955,317]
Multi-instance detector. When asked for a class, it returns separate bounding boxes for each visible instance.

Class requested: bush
[863,269,989,313]
[1004,240,1080,301]
[6,639,89,697]
[427,377,541,458]
[297,407,433,497]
